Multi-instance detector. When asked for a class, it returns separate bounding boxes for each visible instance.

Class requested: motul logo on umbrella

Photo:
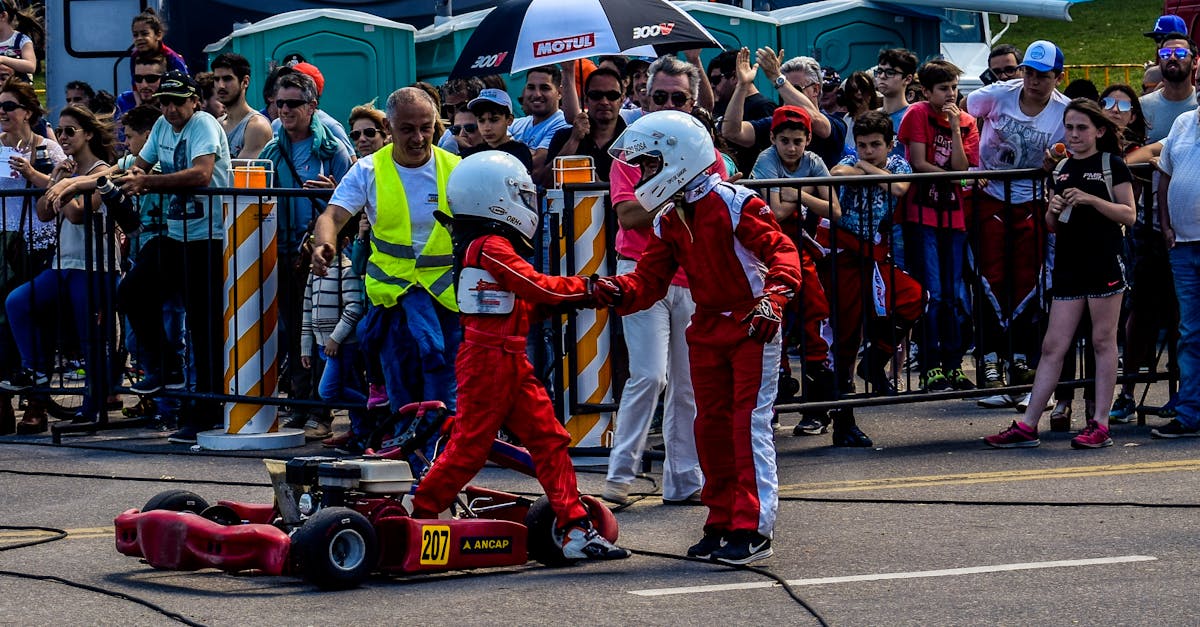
[633,22,676,39]
[533,33,595,58]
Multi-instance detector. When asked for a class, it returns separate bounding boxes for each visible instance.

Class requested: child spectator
[897,59,980,392]
[0,1,41,83]
[824,110,921,443]
[461,88,533,172]
[985,99,1136,450]
[838,71,881,152]
[128,8,187,82]
[750,106,852,443]
[65,81,95,108]
[301,222,367,453]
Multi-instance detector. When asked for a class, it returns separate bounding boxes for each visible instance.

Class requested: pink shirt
[609,150,728,286]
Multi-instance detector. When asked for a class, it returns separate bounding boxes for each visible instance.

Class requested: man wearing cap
[309,87,461,414]
[510,65,570,185]
[966,40,1069,409]
[1147,15,1190,45]
[116,70,233,444]
[601,53,725,507]
[1141,35,1197,147]
[259,70,353,440]
[460,88,533,172]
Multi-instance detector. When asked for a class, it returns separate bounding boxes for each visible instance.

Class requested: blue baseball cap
[1146,15,1188,40]
[1020,40,1064,73]
[467,88,512,114]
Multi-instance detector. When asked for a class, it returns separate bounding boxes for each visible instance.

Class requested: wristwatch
[773,75,787,89]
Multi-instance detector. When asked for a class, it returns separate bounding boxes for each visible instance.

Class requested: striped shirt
[301,254,365,355]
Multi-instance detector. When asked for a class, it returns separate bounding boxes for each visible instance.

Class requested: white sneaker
[977,393,1016,409]
[601,480,630,505]
[1015,392,1053,413]
[558,524,630,560]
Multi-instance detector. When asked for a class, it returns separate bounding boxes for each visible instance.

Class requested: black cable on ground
[0,525,206,627]
[626,547,830,627]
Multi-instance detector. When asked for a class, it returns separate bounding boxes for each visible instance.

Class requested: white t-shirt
[1158,109,1200,243]
[140,110,232,242]
[55,160,114,271]
[967,81,1069,203]
[329,153,440,251]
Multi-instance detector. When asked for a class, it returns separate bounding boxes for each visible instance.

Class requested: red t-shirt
[897,101,980,230]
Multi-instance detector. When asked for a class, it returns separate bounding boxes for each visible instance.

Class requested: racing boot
[559,520,630,560]
[831,407,873,447]
[794,362,835,436]
[856,345,896,396]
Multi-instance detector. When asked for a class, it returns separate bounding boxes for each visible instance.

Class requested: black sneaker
[833,424,874,447]
[1151,419,1200,439]
[686,532,726,559]
[167,425,201,444]
[793,415,829,436]
[0,369,49,392]
[711,531,773,565]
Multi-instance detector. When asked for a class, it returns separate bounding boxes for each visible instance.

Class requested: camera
[96,176,144,235]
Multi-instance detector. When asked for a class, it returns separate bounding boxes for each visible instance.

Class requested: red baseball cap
[292,62,325,97]
[771,105,811,133]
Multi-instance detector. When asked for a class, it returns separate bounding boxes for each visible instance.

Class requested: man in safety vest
[311,87,461,413]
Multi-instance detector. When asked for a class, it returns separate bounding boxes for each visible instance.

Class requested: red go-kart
[114,401,618,589]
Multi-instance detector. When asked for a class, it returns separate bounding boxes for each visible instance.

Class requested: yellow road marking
[779,459,1200,495]
[0,526,112,541]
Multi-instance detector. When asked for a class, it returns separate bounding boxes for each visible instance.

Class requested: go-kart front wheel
[291,507,378,590]
[525,495,619,567]
[142,489,209,514]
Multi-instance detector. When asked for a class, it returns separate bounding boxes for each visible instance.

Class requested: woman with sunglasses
[347,102,389,159]
[448,104,483,155]
[0,105,117,432]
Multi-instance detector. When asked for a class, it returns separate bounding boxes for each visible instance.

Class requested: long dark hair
[60,105,116,165]
[1099,83,1146,150]
[1065,97,1122,155]
[0,1,43,67]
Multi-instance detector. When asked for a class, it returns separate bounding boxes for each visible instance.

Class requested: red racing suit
[610,178,801,537]
[410,234,589,526]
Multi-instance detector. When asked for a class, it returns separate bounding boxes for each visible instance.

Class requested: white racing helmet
[446,151,539,242]
[608,110,716,211]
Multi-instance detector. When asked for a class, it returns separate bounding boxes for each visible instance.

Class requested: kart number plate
[420,525,451,565]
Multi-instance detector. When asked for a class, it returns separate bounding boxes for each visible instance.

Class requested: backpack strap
[1101,151,1113,201]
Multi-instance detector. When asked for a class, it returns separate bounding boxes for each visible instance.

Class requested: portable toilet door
[414,8,528,117]
[675,2,778,98]
[205,9,417,126]
[771,0,940,77]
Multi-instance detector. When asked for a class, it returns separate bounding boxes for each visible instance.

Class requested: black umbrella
[449,0,721,78]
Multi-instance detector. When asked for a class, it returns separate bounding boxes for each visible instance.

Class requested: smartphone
[979,68,998,86]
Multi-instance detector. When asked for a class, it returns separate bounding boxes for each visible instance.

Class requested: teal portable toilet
[676,2,778,98]
[771,0,940,77]
[415,8,528,117]
[205,9,417,127]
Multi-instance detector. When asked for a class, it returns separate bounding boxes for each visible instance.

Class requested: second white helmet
[608,110,716,211]
[446,151,539,242]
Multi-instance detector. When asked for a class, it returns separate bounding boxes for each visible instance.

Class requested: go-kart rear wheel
[142,489,209,514]
[291,507,378,590]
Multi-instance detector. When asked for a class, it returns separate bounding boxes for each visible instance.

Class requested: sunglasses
[447,123,478,135]
[873,67,904,79]
[708,72,733,85]
[0,101,22,112]
[993,65,1021,77]
[55,126,79,138]
[586,89,622,102]
[275,98,309,110]
[650,90,690,107]
[1100,97,1133,112]
[1160,47,1191,60]
[158,95,189,107]
[349,127,381,141]
[133,73,160,84]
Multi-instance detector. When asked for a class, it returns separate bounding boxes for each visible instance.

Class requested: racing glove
[589,275,624,307]
[742,288,791,344]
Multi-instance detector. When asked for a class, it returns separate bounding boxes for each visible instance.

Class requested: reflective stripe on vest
[366,144,460,310]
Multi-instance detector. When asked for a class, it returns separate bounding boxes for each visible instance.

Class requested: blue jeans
[904,224,969,371]
[125,297,187,418]
[1170,244,1200,427]
[315,341,368,436]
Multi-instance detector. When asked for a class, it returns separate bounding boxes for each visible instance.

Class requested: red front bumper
[115,509,291,576]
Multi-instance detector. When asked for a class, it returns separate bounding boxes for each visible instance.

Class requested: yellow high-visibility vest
[365,144,460,310]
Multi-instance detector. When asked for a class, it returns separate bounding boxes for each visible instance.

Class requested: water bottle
[32,144,52,176]
[96,176,143,235]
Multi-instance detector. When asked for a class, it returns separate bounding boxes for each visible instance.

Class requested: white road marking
[628,555,1158,597]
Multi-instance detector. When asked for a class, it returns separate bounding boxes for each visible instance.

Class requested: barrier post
[545,164,613,456]
[198,160,304,450]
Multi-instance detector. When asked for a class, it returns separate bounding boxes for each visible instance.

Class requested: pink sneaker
[367,384,388,409]
[1070,419,1113,449]
[985,421,1039,448]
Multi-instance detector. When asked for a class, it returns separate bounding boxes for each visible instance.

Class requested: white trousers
[606,260,703,500]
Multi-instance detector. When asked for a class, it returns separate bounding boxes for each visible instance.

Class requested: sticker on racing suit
[457,266,515,314]
[420,525,451,565]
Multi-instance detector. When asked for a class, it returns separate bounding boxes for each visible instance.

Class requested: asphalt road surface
[2,388,1198,626]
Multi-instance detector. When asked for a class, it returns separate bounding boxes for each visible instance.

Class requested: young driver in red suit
[592,110,802,565]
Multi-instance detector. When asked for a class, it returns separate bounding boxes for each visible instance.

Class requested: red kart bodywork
[115,509,291,575]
